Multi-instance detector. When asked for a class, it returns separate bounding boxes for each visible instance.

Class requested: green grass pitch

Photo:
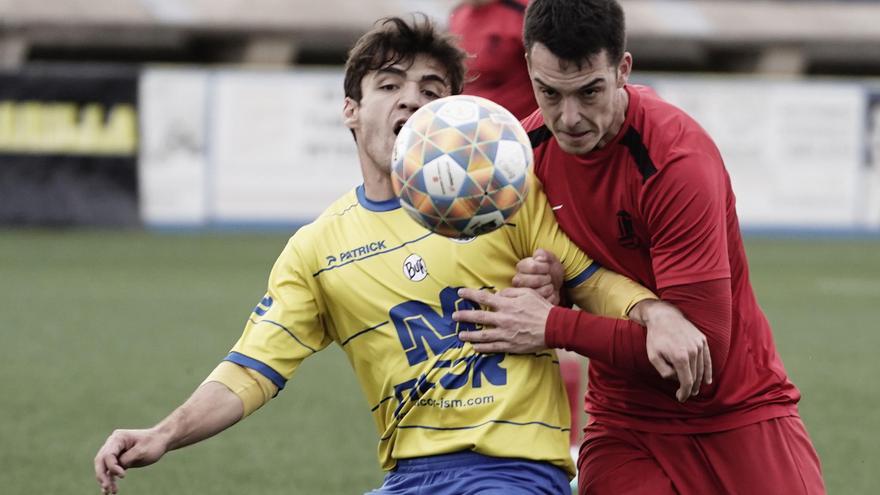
[0,231,877,493]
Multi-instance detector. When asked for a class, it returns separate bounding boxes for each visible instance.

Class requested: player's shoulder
[631,84,713,146]
[629,84,722,172]
[520,108,554,150]
[315,189,361,221]
[278,189,361,271]
[290,189,360,243]
[520,107,545,133]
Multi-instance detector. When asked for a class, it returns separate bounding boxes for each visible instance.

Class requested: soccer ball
[391,95,532,239]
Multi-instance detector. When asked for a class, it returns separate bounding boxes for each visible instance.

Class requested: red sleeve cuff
[545,306,654,374]
[545,306,578,349]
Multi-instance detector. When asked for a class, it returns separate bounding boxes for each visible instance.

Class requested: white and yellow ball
[391,95,532,239]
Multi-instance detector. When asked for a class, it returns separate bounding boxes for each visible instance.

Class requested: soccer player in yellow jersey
[94,16,709,495]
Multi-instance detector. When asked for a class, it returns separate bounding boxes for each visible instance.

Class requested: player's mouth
[393,118,407,135]
[560,130,590,139]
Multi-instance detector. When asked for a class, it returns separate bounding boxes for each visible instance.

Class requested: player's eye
[582,87,601,97]
[379,83,398,91]
[540,88,558,98]
[422,89,440,99]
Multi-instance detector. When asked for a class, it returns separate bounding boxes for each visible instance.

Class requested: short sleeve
[510,172,597,286]
[224,234,333,391]
[641,148,731,289]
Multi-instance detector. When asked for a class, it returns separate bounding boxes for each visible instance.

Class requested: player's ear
[616,52,632,88]
[343,97,359,130]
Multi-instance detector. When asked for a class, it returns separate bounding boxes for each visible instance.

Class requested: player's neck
[596,87,629,150]
[359,156,395,202]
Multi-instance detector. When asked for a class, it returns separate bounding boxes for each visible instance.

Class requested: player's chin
[557,136,597,155]
[554,131,597,155]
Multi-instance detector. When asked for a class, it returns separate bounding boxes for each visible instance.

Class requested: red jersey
[449,0,537,120]
[525,84,801,433]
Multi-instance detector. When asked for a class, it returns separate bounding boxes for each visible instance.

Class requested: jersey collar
[356,185,401,212]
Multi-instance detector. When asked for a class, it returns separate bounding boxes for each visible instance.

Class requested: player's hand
[630,299,712,402]
[511,248,565,305]
[94,428,170,494]
[453,287,552,354]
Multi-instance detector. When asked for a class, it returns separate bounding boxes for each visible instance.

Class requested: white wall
[139,67,880,232]
[139,67,361,227]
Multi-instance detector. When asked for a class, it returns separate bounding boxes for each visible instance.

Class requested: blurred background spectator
[448,0,537,120]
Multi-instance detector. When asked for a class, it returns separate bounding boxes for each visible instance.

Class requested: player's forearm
[545,279,734,377]
[153,381,244,452]
[545,307,655,373]
[657,279,732,376]
[551,266,658,373]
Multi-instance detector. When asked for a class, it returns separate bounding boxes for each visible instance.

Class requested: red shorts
[578,416,825,495]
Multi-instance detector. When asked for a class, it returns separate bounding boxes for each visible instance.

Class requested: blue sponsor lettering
[392,355,507,417]
[388,287,508,418]
[391,287,478,366]
[392,373,435,418]
[438,354,507,389]
[471,353,507,387]
[337,240,388,263]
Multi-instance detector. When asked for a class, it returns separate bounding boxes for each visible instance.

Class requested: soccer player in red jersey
[454,0,827,493]
[449,0,537,120]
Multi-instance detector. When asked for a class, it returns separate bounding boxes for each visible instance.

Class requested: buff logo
[403,254,428,282]
[331,240,387,265]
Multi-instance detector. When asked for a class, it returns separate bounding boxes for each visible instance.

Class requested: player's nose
[559,97,582,129]
[398,82,422,111]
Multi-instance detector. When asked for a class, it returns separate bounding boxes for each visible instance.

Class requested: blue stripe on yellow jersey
[221,173,649,478]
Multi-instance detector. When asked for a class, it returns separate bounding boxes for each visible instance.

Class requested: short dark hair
[524,0,626,66]
[344,15,467,102]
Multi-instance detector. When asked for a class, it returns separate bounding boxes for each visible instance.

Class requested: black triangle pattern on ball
[426,113,448,135]
[476,197,498,215]
[460,175,485,197]
[422,142,445,164]
[501,127,520,142]
[457,121,480,142]
[448,147,473,168]
[431,195,455,216]
[408,169,427,194]
[507,173,526,193]
[476,141,499,161]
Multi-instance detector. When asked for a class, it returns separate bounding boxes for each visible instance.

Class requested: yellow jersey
[217,173,653,477]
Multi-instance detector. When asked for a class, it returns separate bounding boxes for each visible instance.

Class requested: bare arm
[93,381,243,494]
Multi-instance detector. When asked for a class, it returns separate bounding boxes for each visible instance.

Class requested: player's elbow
[660,279,734,380]
[699,300,733,380]
[706,329,731,378]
